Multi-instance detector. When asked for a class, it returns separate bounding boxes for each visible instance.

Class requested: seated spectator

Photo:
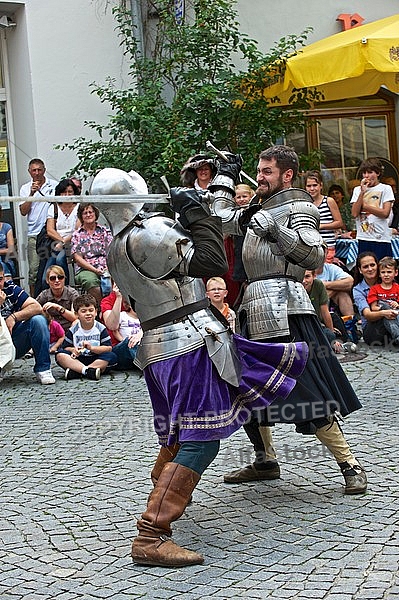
[43,178,81,287]
[367,256,399,344]
[46,311,65,354]
[70,203,113,305]
[101,283,142,370]
[352,251,398,346]
[316,247,354,317]
[0,263,55,384]
[36,266,79,332]
[305,170,344,262]
[206,276,236,331]
[56,294,117,381]
[0,206,16,277]
[24,308,66,359]
[302,269,352,353]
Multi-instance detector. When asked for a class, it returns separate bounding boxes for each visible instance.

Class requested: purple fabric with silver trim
[143,334,308,445]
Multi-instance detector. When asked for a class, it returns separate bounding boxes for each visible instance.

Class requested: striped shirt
[0,281,29,320]
[317,196,336,247]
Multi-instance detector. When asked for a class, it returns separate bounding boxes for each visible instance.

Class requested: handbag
[0,313,15,370]
[36,204,59,258]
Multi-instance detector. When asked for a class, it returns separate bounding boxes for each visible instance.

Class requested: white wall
[237,1,399,52]
[1,0,131,286]
[7,0,131,189]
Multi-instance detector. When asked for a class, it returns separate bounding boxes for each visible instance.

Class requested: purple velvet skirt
[143,335,307,445]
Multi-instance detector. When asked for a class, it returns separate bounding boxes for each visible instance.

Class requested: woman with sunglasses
[36,266,79,332]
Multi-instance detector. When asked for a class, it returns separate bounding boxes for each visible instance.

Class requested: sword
[205,141,258,187]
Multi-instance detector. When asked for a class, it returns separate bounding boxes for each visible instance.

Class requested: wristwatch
[59,307,66,315]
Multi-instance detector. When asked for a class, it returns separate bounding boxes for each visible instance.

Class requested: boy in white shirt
[56,294,117,380]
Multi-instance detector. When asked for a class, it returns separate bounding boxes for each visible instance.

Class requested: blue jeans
[12,315,51,373]
[113,337,139,370]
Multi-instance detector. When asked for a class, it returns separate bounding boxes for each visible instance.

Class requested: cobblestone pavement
[1,343,398,600]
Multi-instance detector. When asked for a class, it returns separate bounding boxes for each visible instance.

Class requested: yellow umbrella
[265,14,399,105]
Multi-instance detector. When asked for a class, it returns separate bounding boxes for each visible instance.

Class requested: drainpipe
[130,0,144,58]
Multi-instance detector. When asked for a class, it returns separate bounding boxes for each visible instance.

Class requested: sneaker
[342,341,357,353]
[36,369,56,385]
[65,368,82,381]
[24,350,34,359]
[84,367,101,381]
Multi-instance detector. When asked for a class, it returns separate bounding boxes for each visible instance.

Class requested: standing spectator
[36,266,79,332]
[180,154,216,192]
[19,158,58,295]
[70,177,83,195]
[0,206,16,277]
[43,179,81,286]
[70,203,113,305]
[223,184,253,309]
[328,184,354,234]
[56,294,117,381]
[351,157,395,260]
[305,171,344,262]
[353,251,398,346]
[0,263,55,384]
[101,283,142,370]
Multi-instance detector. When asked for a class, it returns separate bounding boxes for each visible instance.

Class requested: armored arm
[209,154,246,235]
[250,201,325,269]
[169,187,228,277]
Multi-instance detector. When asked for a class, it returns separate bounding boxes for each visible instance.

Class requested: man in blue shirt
[0,264,55,384]
[316,254,354,317]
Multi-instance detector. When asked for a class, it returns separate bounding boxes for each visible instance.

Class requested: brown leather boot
[132,462,204,567]
[151,443,180,485]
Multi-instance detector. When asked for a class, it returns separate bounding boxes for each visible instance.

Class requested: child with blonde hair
[234,183,255,207]
[206,277,236,331]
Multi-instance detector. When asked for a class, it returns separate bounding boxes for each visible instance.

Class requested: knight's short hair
[259,145,299,179]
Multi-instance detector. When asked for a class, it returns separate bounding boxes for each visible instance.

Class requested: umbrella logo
[389,47,399,62]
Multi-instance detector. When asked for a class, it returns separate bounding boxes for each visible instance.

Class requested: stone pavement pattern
[0,344,398,600]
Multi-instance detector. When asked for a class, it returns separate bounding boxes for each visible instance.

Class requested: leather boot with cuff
[151,443,180,485]
[132,462,204,567]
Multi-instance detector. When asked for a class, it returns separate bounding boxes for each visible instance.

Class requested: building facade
[0,0,398,284]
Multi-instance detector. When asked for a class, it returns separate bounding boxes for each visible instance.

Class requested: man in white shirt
[19,158,58,295]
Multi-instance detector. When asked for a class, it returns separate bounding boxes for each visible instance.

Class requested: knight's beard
[256,178,284,199]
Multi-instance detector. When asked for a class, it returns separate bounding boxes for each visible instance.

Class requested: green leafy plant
[298,148,325,173]
[57,0,319,190]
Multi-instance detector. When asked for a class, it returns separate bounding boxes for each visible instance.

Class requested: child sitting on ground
[206,276,236,332]
[46,311,65,354]
[56,294,117,380]
[368,256,399,343]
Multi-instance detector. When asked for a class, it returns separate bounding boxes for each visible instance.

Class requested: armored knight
[91,167,307,568]
[210,145,367,495]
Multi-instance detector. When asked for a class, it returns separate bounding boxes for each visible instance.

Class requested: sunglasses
[49,274,65,282]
